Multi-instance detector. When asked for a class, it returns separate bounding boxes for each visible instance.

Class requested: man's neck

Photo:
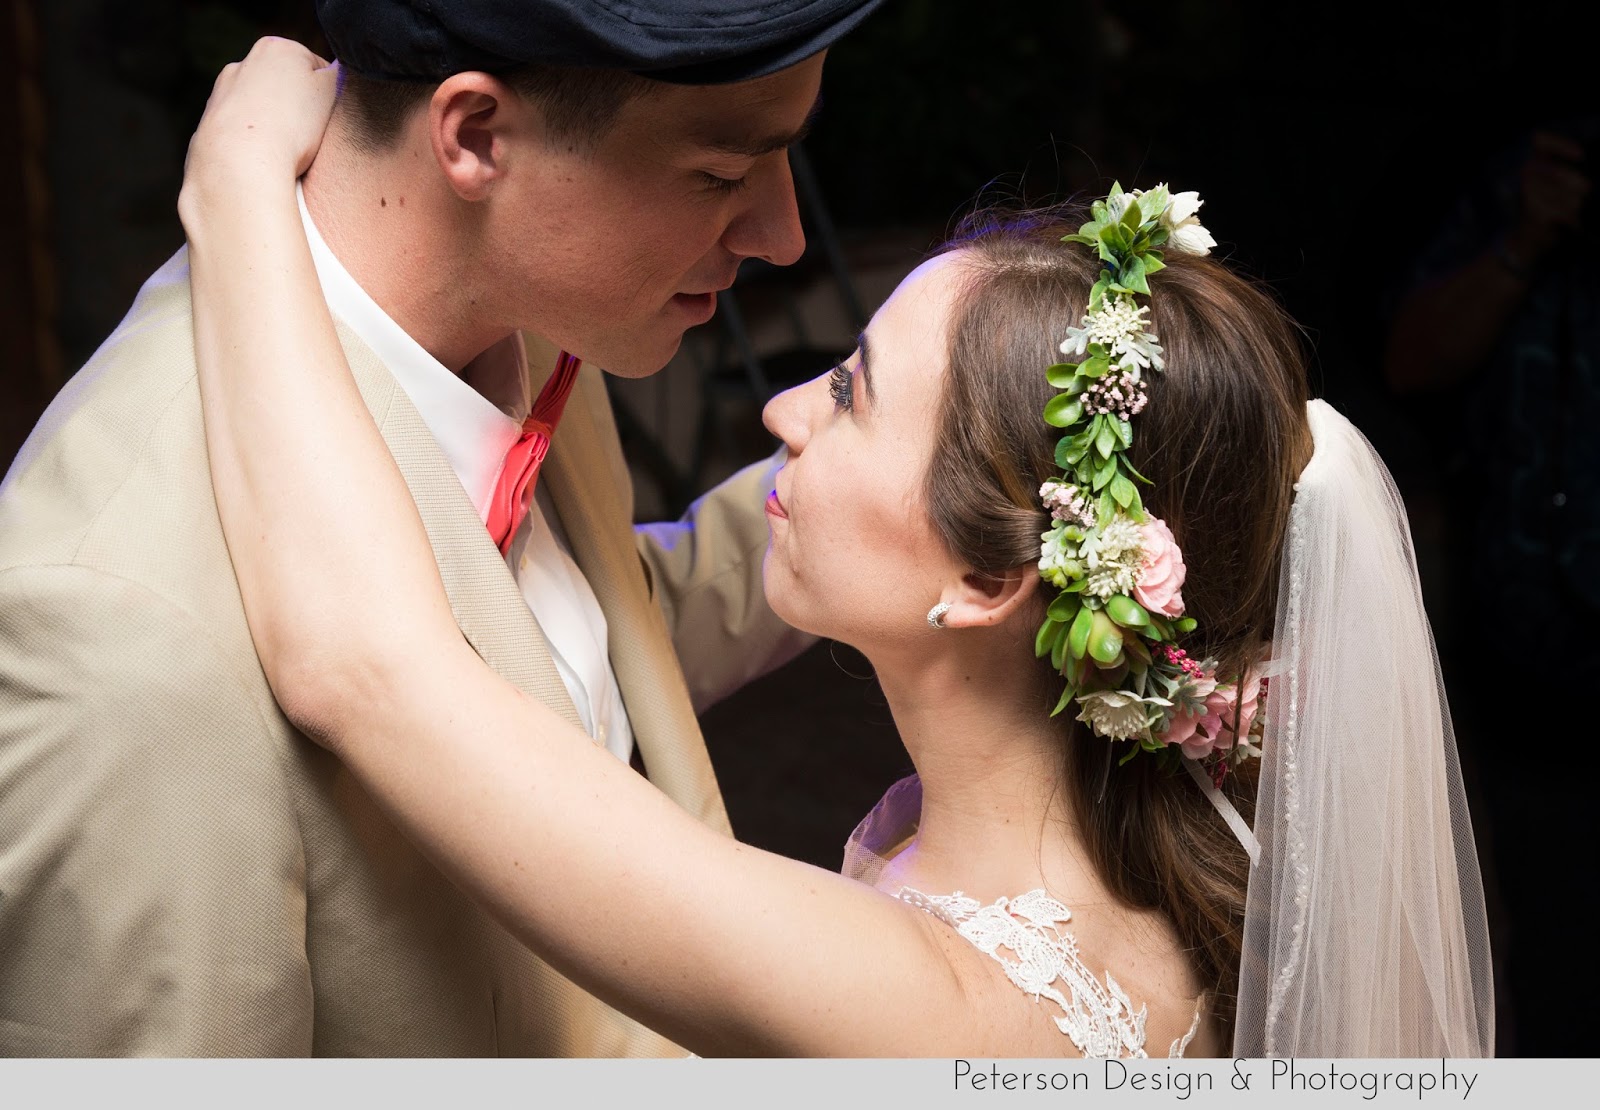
[301,134,505,375]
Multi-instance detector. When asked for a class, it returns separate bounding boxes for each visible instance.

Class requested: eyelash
[698,172,750,195]
[828,363,854,412]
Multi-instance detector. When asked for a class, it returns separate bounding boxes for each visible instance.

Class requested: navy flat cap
[315,0,885,84]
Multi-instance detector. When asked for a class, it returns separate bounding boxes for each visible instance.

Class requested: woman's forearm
[182,178,984,1059]
[185,177,460,733]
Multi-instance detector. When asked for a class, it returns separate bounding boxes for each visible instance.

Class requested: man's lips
[765,489,788,519]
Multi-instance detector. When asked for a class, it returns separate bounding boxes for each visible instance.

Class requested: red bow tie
[485,350,582,556]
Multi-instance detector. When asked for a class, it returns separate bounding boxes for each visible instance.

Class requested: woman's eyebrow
[857,333,876,407]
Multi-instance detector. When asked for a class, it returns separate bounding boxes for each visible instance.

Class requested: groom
[0,1,878,1056]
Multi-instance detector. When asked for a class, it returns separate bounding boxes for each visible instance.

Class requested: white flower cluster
[1060,295,1166,376]
[1038,522,1080,590]
[1079,515,1144,599]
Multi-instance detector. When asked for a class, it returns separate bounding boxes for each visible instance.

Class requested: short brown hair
[336,65,656,154]
[925,203,1314,1040]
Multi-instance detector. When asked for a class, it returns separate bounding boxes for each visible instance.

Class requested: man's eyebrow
[857,332,876,408]
[700,94,824,157]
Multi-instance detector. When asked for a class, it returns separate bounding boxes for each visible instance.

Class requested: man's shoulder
[0,248,203,565]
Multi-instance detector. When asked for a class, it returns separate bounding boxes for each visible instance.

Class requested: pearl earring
[926,602,952,628]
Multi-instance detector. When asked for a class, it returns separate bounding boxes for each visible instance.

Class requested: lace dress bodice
[844,776,1204,1059]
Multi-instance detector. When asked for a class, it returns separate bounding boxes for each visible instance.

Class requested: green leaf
[1034,617,1060,659]
[1123,456,1154,485]
[1109,471,1135,508]
[1092,453,1118,491]
[1126,483,1145,518]
[1094,421,1117,459]
[1043,394,1084,428]
[1106,594,1150,629]
[1088,610,1125,664]
[1068,605,1095,660]
[1088,274,1111,313]
[1120,254,1150,295]
[1047,593,1081,623]
[1082,354,1111,379]
[1097,490,1116,525]
[1117,744,1141,766]
[1121,196,1143,228]
[1175,617,1198,633]
[1114,418,1133,448]
[1050,621,1070,671]
[1050,682,1077,718]
[1057,438,1085,468]
[1148,227,1170,247]
[1064,577,1089,593]
[1143,252,1167,275]
[1046,362,1080,388]
[1061,233,1096,246]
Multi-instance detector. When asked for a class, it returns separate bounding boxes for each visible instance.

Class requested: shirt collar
[296,182,525,522]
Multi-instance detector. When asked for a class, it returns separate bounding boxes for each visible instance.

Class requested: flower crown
[1035,183,1262,770]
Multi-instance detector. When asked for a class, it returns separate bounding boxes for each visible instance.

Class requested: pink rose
[1163,670,1263,760]
[1133,518,1187,618]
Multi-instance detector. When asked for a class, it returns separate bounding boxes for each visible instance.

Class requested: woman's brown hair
[924,203,1313,1039]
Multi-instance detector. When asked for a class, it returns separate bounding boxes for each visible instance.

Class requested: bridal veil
[1233,399,1494,1057]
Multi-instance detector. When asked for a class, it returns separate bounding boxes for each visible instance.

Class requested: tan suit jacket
[0,248,809,1056]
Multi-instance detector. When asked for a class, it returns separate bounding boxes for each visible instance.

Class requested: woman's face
[760,252,968,648]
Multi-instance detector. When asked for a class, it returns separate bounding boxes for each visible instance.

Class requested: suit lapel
[529,344,732,836]
[340,324,583,732]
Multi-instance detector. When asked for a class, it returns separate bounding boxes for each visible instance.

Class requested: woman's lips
[765,490,788,519]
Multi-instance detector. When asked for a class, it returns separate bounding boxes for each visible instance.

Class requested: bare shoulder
[900,889,1220,1058]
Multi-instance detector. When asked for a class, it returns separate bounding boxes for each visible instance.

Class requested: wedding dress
[842,774,1204,1058]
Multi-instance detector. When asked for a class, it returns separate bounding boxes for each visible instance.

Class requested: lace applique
[899,887,1201,1059]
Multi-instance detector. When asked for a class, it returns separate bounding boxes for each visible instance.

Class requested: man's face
[483,55,825,375]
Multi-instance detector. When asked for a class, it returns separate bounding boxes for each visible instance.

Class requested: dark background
[4,0,1597,1056]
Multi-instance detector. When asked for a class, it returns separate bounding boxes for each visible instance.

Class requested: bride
[181,42,1492,1057]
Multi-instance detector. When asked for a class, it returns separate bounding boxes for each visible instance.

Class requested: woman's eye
[698,171,750,194]
[828,363,854,412]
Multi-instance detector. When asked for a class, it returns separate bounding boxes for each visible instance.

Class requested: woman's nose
[762,380,811,455]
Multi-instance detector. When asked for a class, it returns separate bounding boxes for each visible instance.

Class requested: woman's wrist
[179,155,301,244]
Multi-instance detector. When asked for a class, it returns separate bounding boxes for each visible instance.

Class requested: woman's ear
[429,72,521,202]
[938,564,1041,630]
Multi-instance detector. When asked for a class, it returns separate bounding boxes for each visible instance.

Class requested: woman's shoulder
[896,884,1217,1058]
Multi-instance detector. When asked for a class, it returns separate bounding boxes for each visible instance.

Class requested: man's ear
[428,72,523,202]
[938,565,1041,630]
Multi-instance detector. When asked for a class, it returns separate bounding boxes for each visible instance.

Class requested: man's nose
[724,152,806,268]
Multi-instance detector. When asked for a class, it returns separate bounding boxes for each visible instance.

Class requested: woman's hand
[179,37,337,233]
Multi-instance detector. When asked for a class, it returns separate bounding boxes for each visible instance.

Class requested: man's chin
[590,332,686,378]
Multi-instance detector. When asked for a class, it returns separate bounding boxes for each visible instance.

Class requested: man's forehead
[641,61,825,154]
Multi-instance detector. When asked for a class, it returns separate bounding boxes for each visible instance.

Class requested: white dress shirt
[297,185,634,763]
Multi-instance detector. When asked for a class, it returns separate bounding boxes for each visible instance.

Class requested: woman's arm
[181,40,1024,1058]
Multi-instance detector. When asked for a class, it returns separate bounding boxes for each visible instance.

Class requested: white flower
[1060,295,1166,374]
[1079,515,1144,599]
[1076,689,1161,742]
[1157,188,1215,257]
[1169,222,1218,255]
[1165,189,1203,226]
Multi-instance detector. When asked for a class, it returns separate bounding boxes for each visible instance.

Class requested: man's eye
[828,363,854,412]
[698,171,750,194]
